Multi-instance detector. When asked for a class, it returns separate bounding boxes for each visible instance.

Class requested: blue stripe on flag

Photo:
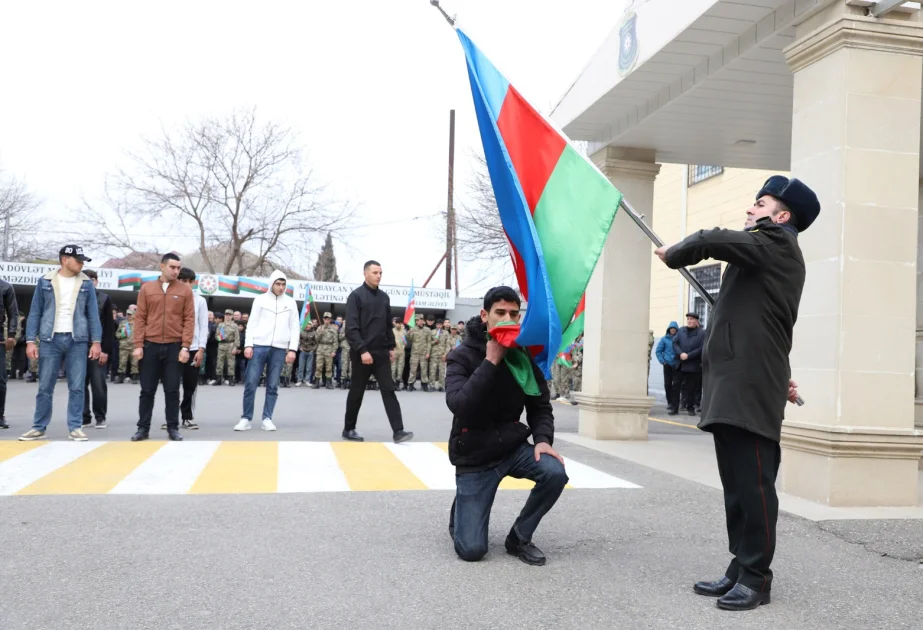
[457,29,561,377]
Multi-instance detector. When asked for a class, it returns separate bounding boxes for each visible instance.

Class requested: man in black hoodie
[445,286,568,566]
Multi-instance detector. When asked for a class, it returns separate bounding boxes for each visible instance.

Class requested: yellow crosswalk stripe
[189,441,278,494]
[0,440,45,463]
[18,441,163,495]
[331,442,427,491]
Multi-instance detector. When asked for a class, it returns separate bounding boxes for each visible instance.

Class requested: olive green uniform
[428,327,452,390]
[391,325,407,384]
[338,328,351,386]
[117,318,139,378]
[314,323,338,383]
[407,323,431,387]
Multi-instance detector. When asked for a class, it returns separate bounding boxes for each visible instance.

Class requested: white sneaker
[69,428,89,441]
[261,419,277,431]
[233,418,252,431]
[294,382,301,387]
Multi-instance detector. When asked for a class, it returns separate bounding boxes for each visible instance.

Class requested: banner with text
[0,262,455,310]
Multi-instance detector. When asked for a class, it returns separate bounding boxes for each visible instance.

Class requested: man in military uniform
[313,312,338,389]
[428,318,451,392]
[553,353,573,403]
[648,329,655,395]
[391,318,407,390]
[214,309,240,386]
[406,317,431,392]
[117,306,140,384]
[571,336,583,405]
[296,321,317,386]
[338,324,352,389]
[280,357,293,388]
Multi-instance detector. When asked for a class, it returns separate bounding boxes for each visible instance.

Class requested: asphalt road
[1,380,921,629]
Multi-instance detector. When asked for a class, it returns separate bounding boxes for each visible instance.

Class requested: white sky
[0,0,624,296]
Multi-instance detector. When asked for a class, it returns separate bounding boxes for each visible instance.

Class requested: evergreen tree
[313,232,340,282]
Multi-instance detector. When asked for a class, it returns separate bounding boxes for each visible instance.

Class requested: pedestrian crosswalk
[0,440,641,496]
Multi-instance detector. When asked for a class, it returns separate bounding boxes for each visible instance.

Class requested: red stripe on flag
[573,294,586,320]
[496,86,567,213]
[505,231,529,301]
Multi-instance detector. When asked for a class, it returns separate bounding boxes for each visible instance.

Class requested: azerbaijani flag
[457,29,622,376]
[239,277,269,295]
[300,283,314,329]
[117,273,158,289]
[218,276,240,294]
[404,281,416,327]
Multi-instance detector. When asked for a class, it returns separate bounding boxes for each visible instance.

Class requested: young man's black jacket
[0,279,19,340]
[345,282,395,356]
[95,290,116,356]
[445,316,555,473]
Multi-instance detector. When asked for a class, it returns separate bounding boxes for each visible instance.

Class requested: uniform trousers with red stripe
[711,423,781,593]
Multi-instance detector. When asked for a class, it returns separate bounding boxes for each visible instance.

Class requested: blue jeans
[242,346,286,421]
[452,442,568,562]
[32,333,88,432]
[297,350,315,383]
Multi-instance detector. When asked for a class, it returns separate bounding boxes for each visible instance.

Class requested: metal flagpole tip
[430,0,456,26]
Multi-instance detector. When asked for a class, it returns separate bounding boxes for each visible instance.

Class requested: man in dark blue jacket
[445,286,568,566]
[655,321,679,413]
[672,313,705,416]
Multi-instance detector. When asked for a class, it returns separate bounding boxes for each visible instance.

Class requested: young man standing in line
[235,270,299,431]
[130,253,195,442]
[0,277,18,430]
[81,269,115,429]
[175,267,208,430]
[20,245,102,441]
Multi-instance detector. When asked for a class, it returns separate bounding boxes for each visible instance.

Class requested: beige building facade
[556,0,923,508]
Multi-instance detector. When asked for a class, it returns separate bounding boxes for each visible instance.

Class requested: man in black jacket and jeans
[341,260,413,443]
[446,286,568,566]
[82,270,115,429]
[0,278,18,429]
[671,313,705,416]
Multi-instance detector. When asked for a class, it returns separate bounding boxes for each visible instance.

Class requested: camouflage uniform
[572,342,583,393]
[28,337,40,377]
[314,322,338,387]
[553,357,573,400]
[117,317,139,380]
[338,327,351,388]
[391,324,407,386]
[427,326,451,391]
[407,321,431,390]
[215,317,240,383]
[647,329,655,379]
[281,359,293,387]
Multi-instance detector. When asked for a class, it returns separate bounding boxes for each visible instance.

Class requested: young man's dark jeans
[83,358,108,425]
[242,346,286,421]
[137,341,182,433]
[451,442,568,562]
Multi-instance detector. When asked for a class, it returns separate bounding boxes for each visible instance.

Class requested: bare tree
[453,151,510,262]
[89,107,353,276]
[0,170,48,261]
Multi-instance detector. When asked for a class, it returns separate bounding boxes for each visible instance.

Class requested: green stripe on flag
[557,310,584,357]
[532,144,622,332]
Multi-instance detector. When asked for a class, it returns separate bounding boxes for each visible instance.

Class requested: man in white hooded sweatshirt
[234,270,300,431]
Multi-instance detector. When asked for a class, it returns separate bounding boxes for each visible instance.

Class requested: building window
[687,263,721,328]
[688,165,723,186]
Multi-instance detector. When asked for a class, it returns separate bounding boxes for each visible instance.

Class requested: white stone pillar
[576,147,660,440]
[781,2,923,506]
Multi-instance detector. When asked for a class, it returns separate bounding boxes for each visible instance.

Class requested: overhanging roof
[552,0,922,172]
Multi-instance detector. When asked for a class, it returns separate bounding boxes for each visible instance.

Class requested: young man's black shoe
[167,429,183,441]
[505,529,546,566]
[693,576,734,597]
[393,430,414,444]
[342,429,364,442]
[667,408,679,416]
[716,584,770,610]
[131,430,149,442]
[0,416,8,429]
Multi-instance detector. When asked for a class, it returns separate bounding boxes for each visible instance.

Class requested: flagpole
[430,0,456,27]
[619,198,804,406]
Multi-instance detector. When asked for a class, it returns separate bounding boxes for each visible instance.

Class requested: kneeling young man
[445,286,568,566]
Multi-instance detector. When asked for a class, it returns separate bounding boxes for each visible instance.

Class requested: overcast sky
[0,0,623,295]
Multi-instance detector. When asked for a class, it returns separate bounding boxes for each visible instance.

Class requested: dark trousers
[0,346,6,417]
[450,442,569,561]
[137,341,182,432]
[712,424,781,593]
[673,371,702,411]
[83,358,108,424]
[205,341,218,381]
[662,364,678,410]
[180,359,200,420]
[343,351,403,433]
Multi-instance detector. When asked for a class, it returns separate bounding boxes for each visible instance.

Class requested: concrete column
[576,147,660,440]
[917,184,923,439]
[781,2,923,506]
